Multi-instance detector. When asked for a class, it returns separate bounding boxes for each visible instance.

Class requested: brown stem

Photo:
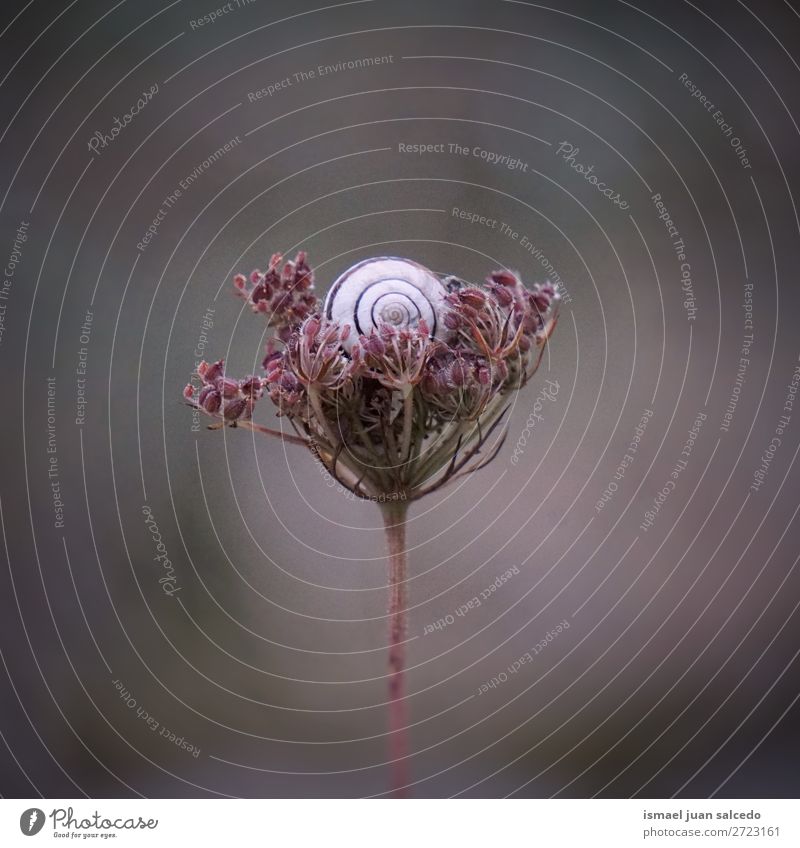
[187,403,310,446]
[381,500,410,797]
[399,387,415,465]
[233,418,309,446]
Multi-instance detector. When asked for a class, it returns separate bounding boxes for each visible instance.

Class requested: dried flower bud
[489,283,514,308]
[304,317,320,341]
[200,388,222,413]
[223,397,248,420]
[443,312,460,331]
[240,375,263,398]
[457,288,487,309]
[234,252,319,334]
[450,359,468,387]
[204,360,224,383]
[251,281,272,303]
[489,269,518,287]
[364,334,385,357]
[278,371,301,391]
[217,377,240,398]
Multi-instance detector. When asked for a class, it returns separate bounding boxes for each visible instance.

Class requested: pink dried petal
[364,335,386,357]
[459,289,486,308]
[240,375,263,397]
[303,317,320,341]
[251,282,272,303]
[493,285,515,308]
[223,397,247,420]
[204,360,224,383]
[490,269,518,287]
[201,388,221,413]
[217,377,240,398]
[444,312,460,330]
[450,360,468,387]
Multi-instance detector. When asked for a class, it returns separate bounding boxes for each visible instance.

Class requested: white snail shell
[324,256,448,353]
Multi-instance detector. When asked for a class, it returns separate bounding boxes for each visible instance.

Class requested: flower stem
[381,500,410,797]
[399,387,415,464]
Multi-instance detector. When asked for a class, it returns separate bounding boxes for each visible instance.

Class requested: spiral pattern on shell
[324,257,448,352]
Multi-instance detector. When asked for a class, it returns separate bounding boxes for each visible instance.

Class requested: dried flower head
[185,253,559,501]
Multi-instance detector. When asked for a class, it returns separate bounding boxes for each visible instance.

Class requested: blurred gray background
[1,0,799,798]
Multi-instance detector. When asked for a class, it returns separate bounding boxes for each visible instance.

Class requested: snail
[324,256,449,353]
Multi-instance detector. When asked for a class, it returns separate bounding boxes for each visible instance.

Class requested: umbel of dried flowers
[184,252,559,796]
